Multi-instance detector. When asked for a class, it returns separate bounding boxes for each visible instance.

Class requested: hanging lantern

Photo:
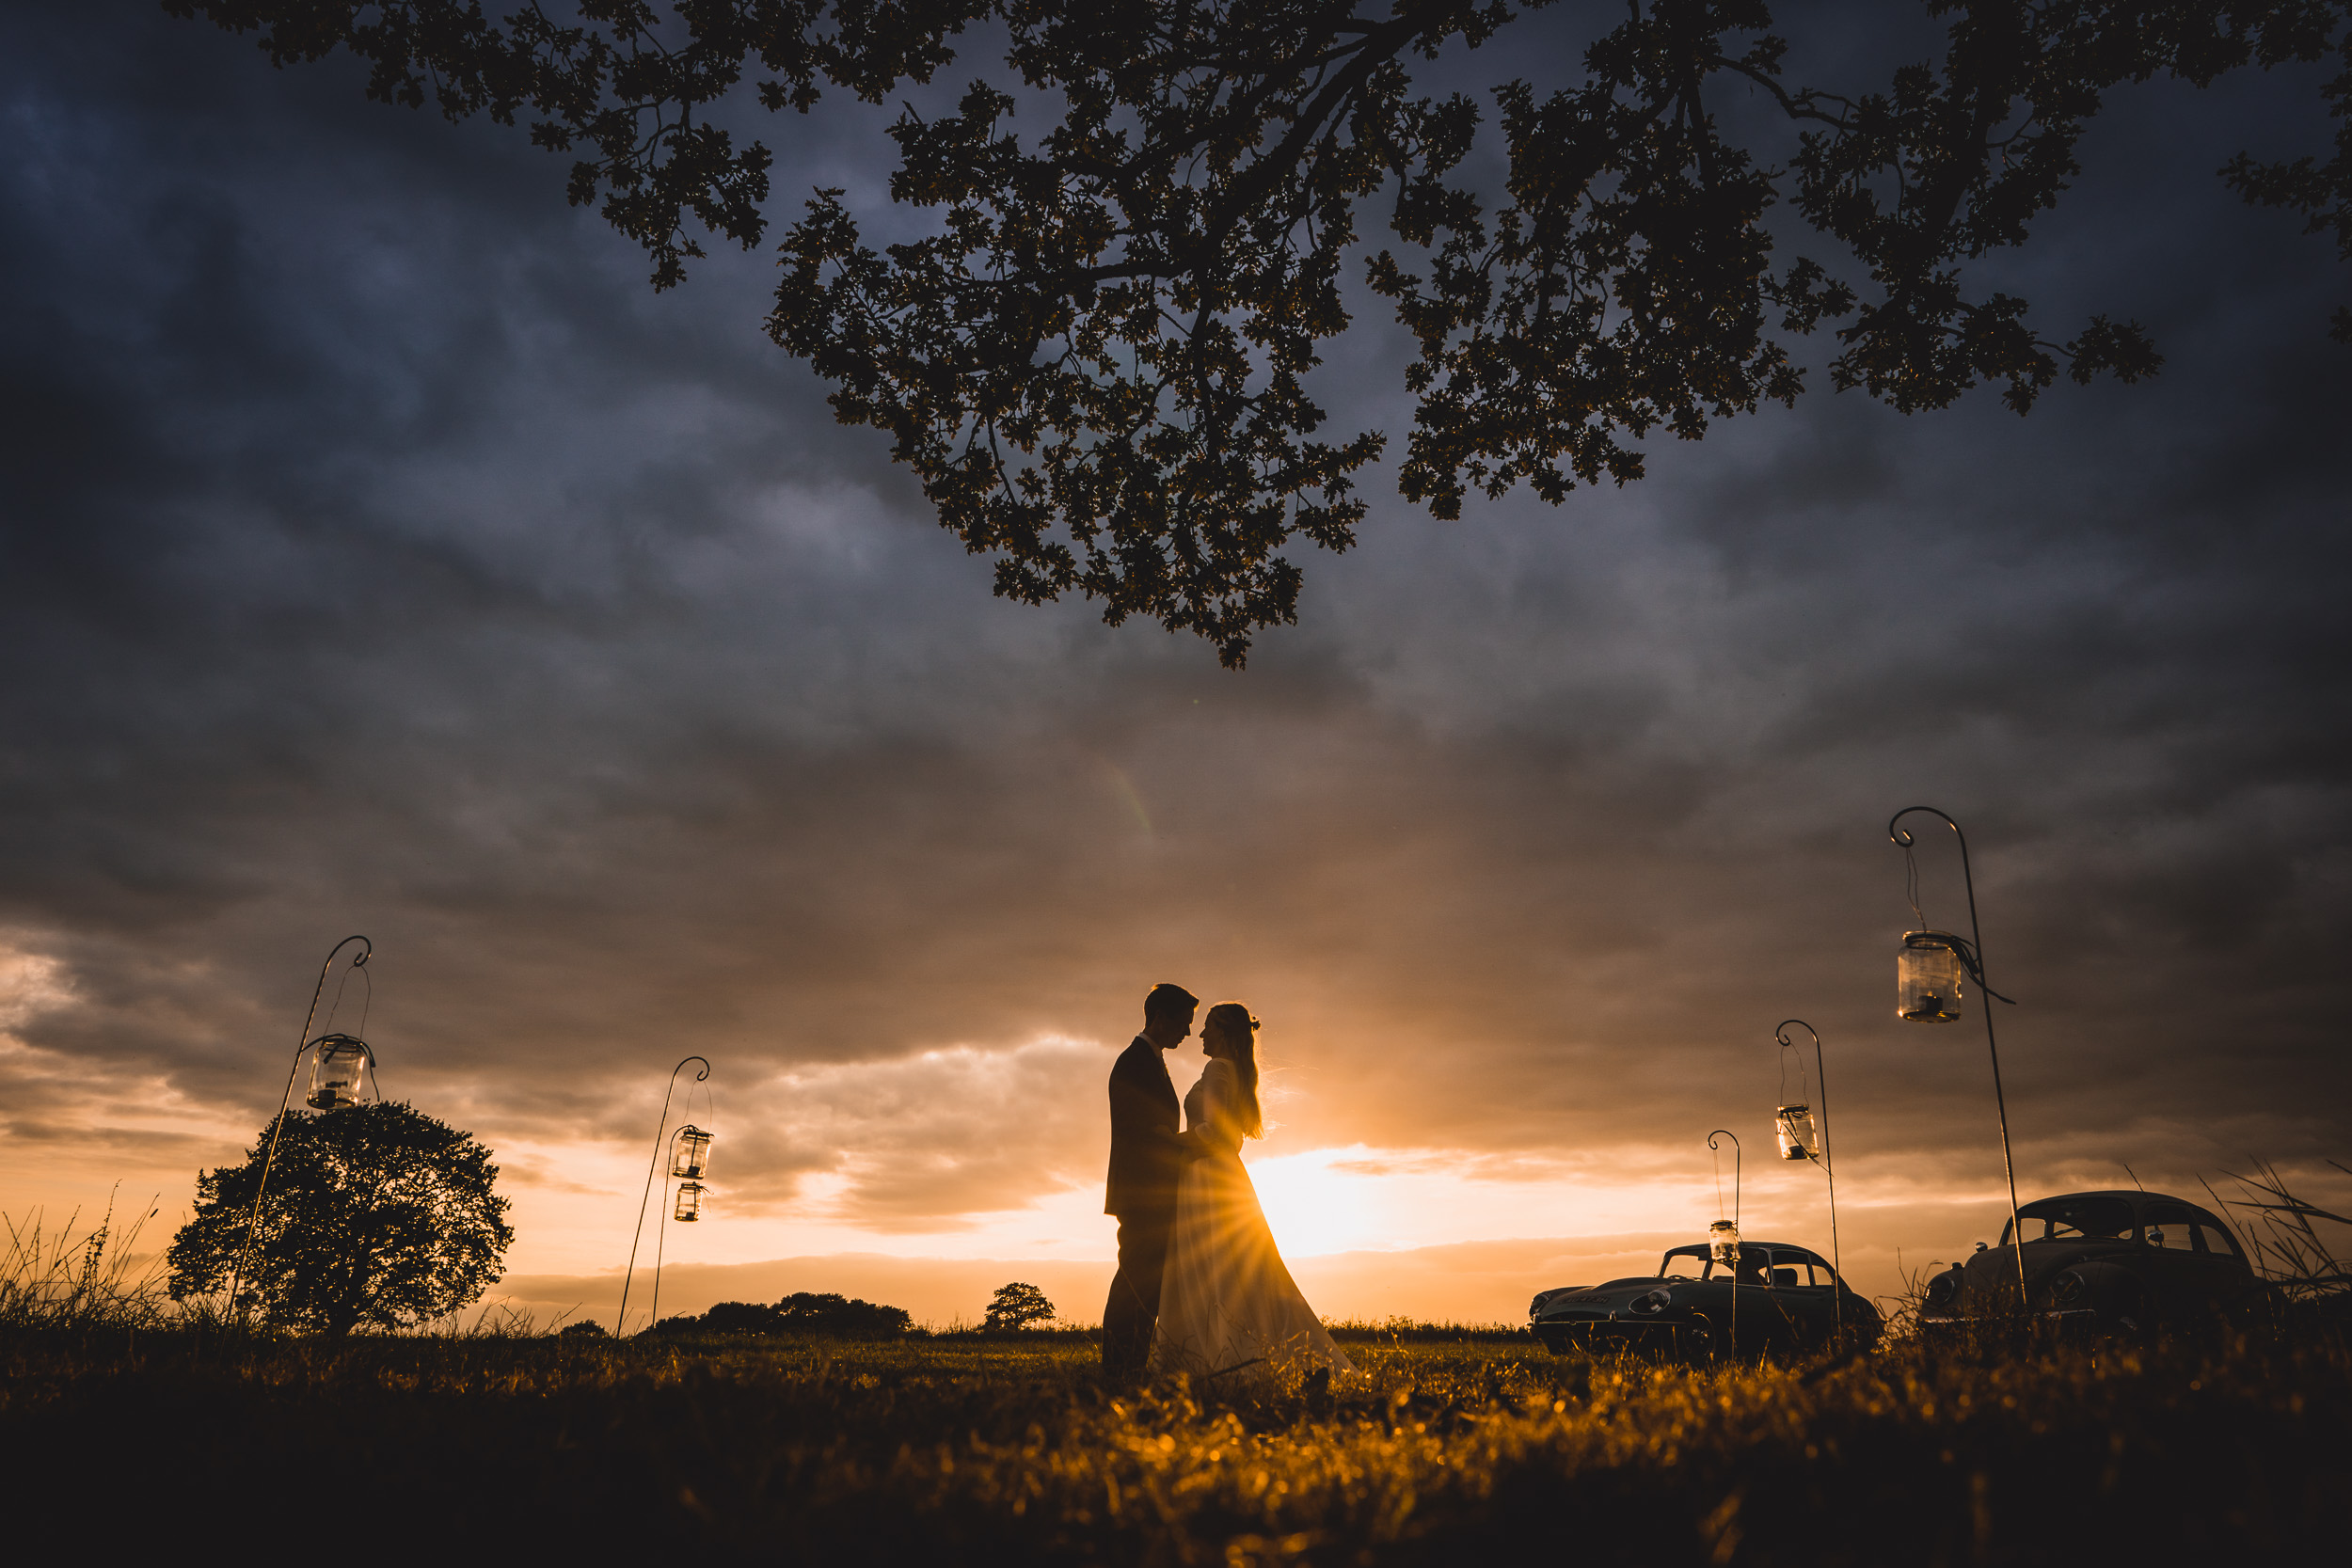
[670,1126,713,1180]
[1899,931,1966,1022]
[1708,1218,1741,1265]
[674,1181,706,1222]
[305,1035,371,1111]
[1775,1103,1820,1162]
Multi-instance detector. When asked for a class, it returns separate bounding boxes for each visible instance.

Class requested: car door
[1772,1258,1843,1343]
[2139,1200,2250,1317]
[1736,1251,1808,1349]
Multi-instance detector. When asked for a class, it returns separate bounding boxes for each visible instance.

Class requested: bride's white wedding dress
[1152,1057,1355,1379]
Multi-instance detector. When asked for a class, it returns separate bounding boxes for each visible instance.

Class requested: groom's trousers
[1102,1208,1174,1375]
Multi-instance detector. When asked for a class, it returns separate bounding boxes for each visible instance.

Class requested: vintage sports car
[1922,1189,2257,1331]
[1529,1241,1882,1356]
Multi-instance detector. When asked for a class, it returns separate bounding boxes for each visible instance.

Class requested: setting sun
[1247,1148,1383,1259]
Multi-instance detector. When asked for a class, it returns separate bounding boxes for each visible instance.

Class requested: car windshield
[2004,1196,2137,1244]
[1658,1251,1704,1280]
[1705,1253,1778,1284]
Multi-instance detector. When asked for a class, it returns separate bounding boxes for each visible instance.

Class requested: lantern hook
[230,934,373,1323]
[617,1055,711,1335]
[1707,1130,1740,1229]
[1708,1130,1741,1360]
[1889,809,2016,1004]
[1888,807,2028,1311]
[1773,1019,1844,1334]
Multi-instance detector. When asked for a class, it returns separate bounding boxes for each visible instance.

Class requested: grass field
[5,1318,2344,1562]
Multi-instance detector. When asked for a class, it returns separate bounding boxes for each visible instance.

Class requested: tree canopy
[170,2,2352,662]
[983,1279,1057,1331]
[167,1101,515,1335]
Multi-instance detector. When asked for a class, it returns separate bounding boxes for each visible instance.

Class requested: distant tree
[983,1281,1057,1333]
[700,1299,788,1336]
[774,1291,916,1338]
[557,1319,610,1338]
[170,3,2352,663]
[167,1102,514,1337]
[638,1292,916,1338]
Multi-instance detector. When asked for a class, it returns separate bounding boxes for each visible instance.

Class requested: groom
[1101,981,1200,1377]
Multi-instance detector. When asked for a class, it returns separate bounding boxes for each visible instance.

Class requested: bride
[1152,1003,1354,1379]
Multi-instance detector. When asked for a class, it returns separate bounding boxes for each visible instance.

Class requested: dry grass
[0,1195,173,1333]
[4,1318,2344,1561]
[8,1186,2347,1560]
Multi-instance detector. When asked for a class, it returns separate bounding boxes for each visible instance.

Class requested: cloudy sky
[3,1,2347,1328]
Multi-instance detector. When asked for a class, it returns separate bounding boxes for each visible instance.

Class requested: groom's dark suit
[1102,1034,1183,1374]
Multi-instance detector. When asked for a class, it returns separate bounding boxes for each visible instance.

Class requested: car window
[2004,1196,2137,1244]
[2190,1220,2241,1258]
[1658,1250,1704,1280]
[2143,1215,2241,1257]
[2141,1200,2193,1249]
[2136,1202,2239,1258]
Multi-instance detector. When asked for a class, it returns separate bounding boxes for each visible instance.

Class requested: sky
[3,1,2348,1331]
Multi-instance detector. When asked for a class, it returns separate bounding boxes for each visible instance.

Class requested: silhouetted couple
[1101,983,1354,1382]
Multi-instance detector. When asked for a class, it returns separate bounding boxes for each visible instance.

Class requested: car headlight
[1629,1289,1672,1316]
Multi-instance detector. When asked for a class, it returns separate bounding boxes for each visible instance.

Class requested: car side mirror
[1974,1242,1987,1253]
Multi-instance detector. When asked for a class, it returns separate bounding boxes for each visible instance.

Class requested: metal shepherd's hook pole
[617,1055,709,1336]
[1775,1019,1842,1334]
[1890,807,2027,1312]
[1709,1129,1740,1360]
[229,934,372,1323]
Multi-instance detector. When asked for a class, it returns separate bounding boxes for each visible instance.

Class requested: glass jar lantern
[1775,1103,1820,1162]
[670,1126,712,1180]
[306,1035,370,1111]
[1899,931,1966,1022]
[674,1181,706,1222]
[1708,1219,1741,1265]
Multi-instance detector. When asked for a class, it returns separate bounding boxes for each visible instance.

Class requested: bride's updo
[1204,1002,1264,1139]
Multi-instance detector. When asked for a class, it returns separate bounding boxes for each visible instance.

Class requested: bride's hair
[1204,1002,1263,1139]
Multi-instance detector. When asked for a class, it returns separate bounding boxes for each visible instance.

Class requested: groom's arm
[1108,1056,1205,1162]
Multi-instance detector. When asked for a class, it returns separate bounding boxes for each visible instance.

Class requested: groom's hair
[1143,983,1200,1024]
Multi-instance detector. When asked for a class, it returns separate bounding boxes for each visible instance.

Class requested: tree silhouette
[167,1101,514,1336]
[168,3,2352,662]
[984,1280,1057,1332]
[656,1291,917,1337]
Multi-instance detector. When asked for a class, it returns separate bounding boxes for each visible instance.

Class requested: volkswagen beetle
[1529,1241,1881,1356]
[1920,1190,2258,1331]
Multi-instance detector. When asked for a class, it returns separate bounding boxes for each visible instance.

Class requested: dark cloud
[2,2,2347,1290]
